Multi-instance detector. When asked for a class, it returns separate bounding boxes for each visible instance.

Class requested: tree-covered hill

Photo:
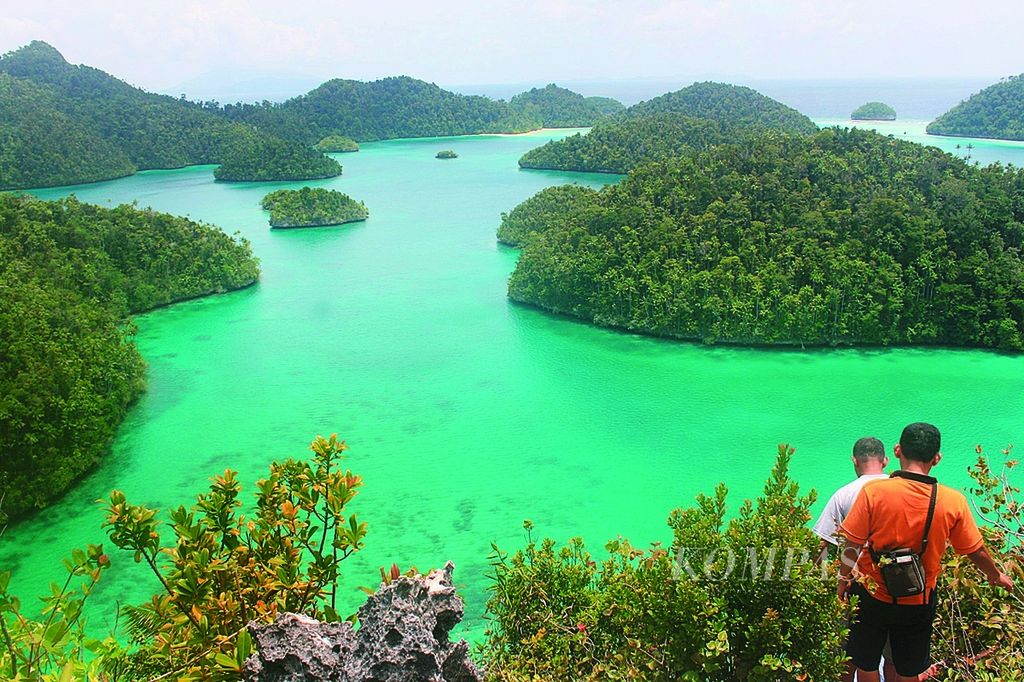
[0,41,339,188]
[851,101,897,121]
[222,76,543,144]
[519,113,741,173]
[213,133,341,182]
[627,81,819,135]
[517,83,819,174]
[504,127,1024,350]
[927,75,1024,141]
[497,184,601,247]
[261,187,368,227]
[508,84,624,128]
[0,73,136,188]
[0,194,260,518]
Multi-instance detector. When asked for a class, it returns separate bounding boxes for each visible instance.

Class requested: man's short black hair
[899,422,941,462]
[852,437,886,463]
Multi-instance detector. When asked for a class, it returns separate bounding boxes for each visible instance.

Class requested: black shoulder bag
[871,471,937,602]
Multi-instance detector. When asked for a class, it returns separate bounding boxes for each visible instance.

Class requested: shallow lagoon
[3,126,1023,639]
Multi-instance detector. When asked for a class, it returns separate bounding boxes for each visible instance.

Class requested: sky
[1,0,1022,100]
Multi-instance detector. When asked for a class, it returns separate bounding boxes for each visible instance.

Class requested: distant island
[519,82,818,174]
[316,135,360,152]
[0,41,341,189]
[927,75,1024,141]
[503,127,1024,350]
[508,84,624,128]
[851,101,897,121]
[0,40,628,189]
[261,187,368,228]
[0,194,259,518]
[436,150,458,159]
[222,77,624,145]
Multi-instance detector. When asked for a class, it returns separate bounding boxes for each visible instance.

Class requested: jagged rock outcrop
[243,561,483,681]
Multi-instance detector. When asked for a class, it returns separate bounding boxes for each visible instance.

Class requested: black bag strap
[890,470,939,554]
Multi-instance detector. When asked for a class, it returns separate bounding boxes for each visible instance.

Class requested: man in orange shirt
[837,422,1013,681]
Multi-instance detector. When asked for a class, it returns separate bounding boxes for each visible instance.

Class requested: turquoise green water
[3,127,1024,641]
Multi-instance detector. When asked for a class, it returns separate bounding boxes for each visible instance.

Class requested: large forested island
[851,101,897,121]
[261,187,368,227]
[508,83,625,128]
[504,127,1024,350]
[0,41,626,190]
[0,194,259,518]
[519,82,819,173]
[0,41,340,188]
[220,77,624,144]
[521,113,740,173]
[927,74,1024,141]
[628,81,818,134]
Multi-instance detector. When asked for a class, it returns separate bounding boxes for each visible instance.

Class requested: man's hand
[967,547,1014,590]
[989,572,1014,590]
[837,577,852,602]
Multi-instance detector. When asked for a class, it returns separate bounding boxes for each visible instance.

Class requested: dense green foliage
[484,445,850,681]
[505,127,1024,349]
[851,101,897,121]
[508,84,624,128]
[222,76,542,144]
[0,194,259,518]
[928,75,1024,141]
[518,84,818,174]
[0,435,366,680]
[0,73,135,188]
[628,82,818,135]
[0,41,339,188]
[497,185,600,247]
[261,187,368,227]
[315,135,360,152]
[436,149,459,159]
[212,133,342,181]
[519,113,738,174]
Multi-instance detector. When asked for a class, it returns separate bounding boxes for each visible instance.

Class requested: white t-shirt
[812,474,889,545]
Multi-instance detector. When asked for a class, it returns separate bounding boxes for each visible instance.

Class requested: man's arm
[966,546,1014,589]
[836,539,862,601]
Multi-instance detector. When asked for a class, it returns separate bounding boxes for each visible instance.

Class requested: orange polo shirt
[840,472,984,605]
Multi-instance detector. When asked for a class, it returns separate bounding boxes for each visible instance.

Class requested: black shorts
[846,582,938,677]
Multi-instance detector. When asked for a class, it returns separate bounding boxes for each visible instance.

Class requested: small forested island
[519,82,819,173]
[261,187,368,227]
[0,41,340,188]
[928,74,1024,140]
[508,83,624,128]
[214,135,342,181]
[316,134,360,152]
[0,194,259,518]
[436,150,458,159]
[504,127,1024,350]
[851,101,897,121]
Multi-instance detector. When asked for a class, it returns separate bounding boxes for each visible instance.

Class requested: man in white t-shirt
[812,436,894,682]
[813,437,889,548]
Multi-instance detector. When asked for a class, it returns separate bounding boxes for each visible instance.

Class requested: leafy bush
[98,433,366,679]
[932,445,1024,680]
[483,445,850,681]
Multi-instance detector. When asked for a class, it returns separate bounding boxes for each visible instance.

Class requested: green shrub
[483,445,850,681]
[932,445,1024,680]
